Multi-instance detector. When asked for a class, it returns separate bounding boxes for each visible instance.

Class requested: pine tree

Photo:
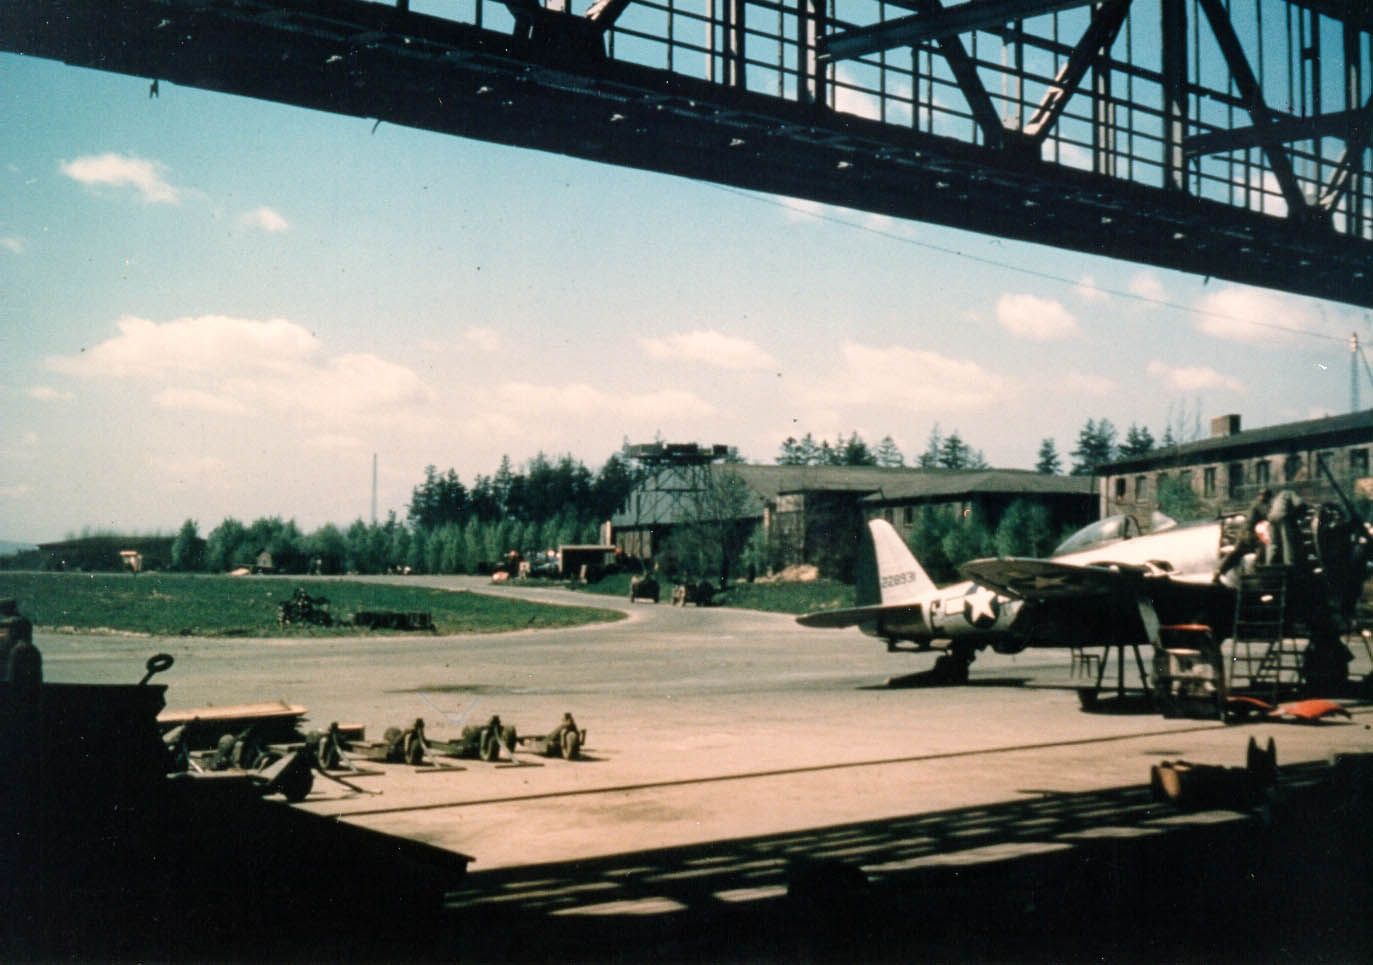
[1035,438,1062,474]
[874,435,905,468]
[777,436,805,465]
[1119,423,1156,458]
[1070,418,1118,476]
[918,424,944,469]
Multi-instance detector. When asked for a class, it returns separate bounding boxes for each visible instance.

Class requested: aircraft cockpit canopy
[1052,514,1140,556]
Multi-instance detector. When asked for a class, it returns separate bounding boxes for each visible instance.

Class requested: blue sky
[2,47,1370,543]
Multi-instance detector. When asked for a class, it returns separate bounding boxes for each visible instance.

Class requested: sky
[3,42,1371,544]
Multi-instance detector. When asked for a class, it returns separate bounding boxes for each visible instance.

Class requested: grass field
[573,571,854,615]
[0,572,624,637]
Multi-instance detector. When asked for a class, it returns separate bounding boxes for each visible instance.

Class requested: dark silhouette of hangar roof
[612,465,1092,528]
[1102,410,1373,474]
[852,469,1094,503]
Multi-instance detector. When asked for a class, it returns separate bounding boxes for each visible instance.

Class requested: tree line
[782,415,1186,478]
[163,449,642,575]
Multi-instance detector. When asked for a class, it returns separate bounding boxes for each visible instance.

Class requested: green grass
[572,571,854,615]
[0,572,624,637]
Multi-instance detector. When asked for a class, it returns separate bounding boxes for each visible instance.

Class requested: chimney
[1210,414,1241,438]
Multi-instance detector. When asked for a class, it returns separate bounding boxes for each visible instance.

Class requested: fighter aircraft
[798,498,1367,688]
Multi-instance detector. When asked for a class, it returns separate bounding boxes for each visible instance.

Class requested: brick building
[1098,410,1373,528]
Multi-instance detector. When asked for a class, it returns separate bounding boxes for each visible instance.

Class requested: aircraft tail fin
[868,519,937,604]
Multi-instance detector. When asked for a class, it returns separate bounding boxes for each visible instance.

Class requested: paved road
[36,575,1373,878]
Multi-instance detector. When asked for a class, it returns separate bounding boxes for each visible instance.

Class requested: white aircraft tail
[869,519,937,604]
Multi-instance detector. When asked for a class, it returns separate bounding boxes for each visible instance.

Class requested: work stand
[1077,641,1152,711]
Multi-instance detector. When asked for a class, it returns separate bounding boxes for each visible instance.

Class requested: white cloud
[152,387,251,415]
[1147,360,1244,393]
[832,68,882,120]
[240,206,289,232]
[0,484,33,500]
[499,381,714,421]
[0,236,25,254]
[812,341,1010,411]
[640,330,777,371]
[48,314,320,378]
[1063,372,1117,396]
[27,385,73,402]
[995,293,1079,341]
[306,433,364,451]
[1074,276,1110,303]
[222,352,434,424]
[60,152,181,204]
[1128,273,1166,302]
[463,327,503,352]
[46,313,434,431]
[1192,286,1320,344]
[148,454,228,482]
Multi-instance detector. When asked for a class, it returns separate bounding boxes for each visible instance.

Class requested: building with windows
[611,463,1094,579]
[1098,411,1373,528]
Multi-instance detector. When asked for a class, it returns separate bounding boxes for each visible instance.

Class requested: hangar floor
[37,577,1373,960]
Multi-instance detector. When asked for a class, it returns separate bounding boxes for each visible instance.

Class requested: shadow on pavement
[5,675,1370,962]
[442,757,1372,962]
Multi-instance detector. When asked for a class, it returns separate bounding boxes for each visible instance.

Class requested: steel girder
[3,0,1372,308]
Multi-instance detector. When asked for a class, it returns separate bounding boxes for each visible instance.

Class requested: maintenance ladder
[1228,566,1306,701]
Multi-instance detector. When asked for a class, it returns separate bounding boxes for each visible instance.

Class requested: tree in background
[204,518,249,572]
[937,431,988,470]
[874,435,905,468]
[1119,423,1157,458]
[1035,438,1062,474]
[1156,475,1206,522]
[908,505,954,582]
[1071,418,1118,475]
[917,425,944,469]
[993,499,1056,557]
[170,519,203,572]
[940,506,994,575]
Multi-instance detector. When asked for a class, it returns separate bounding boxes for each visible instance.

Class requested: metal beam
[823,0,1094,62]
[1161,0,1188,191]
[1195,0,1311,220]
[914,0,1008,150]
[1184,106,1373,157]
[1319,93,1373,212]
[5,0,1373,308]
[1023,0,1131,144]
[585,0,634,30]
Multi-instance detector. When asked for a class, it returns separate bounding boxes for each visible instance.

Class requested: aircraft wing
[959,557,1146,601]
[796,603,921,629]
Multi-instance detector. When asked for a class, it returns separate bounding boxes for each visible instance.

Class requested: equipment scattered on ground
[629,575,660,603]
[349,714,517,765]
[277,587,332,627]
[1224,696,1353,723]
[1150,737,1278,810]
[352,610,435,631]
[514,712,586,760]
[672,580,716,606]
[158,699,309,749]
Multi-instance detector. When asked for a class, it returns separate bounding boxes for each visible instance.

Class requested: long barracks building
[1098,410,1373,527]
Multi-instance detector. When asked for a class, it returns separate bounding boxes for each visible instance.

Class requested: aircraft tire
[479,731,500,762]
[561,730,581,760]
[403,731,425,765]
[277,762,313,803]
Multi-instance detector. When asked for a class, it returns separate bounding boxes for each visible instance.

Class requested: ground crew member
[1217,488,1272,579]
[1266,489,1306,565]
[0,598,34,684]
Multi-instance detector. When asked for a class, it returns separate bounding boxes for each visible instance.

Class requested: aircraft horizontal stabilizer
[960,557,1136,601]
[796,603,921,630]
